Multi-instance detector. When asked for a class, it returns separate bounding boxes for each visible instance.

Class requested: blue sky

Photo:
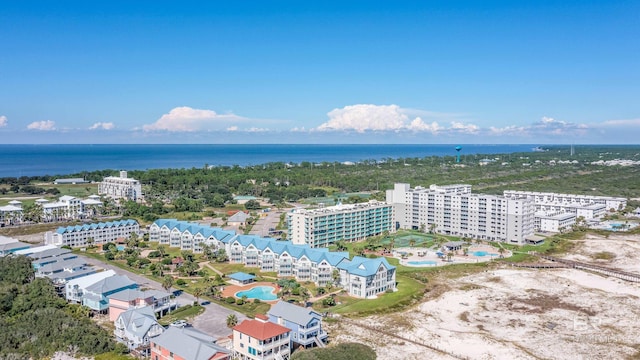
[0,1,638,144]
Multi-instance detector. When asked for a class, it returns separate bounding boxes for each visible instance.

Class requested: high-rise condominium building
[386,183,535,245]
[287,200,394,248]
[99,171,143,202]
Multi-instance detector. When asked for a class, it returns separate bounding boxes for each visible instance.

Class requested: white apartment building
[0,204,23,226]
[503,190,626,212]
[149,219,397,296]
[41,195,103,222]
[535,212,576,233]
[99,171,143,202]
[45,219,140,247]
[387,183,535,245]
[287,200,394,248]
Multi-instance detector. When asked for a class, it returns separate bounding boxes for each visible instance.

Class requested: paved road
[79,254,247,339]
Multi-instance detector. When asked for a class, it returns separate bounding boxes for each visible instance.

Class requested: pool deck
[221,281,281,303]
[395,244,511,267]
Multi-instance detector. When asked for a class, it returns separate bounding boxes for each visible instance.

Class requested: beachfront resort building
[503,190,627,212]
[337,256,396,298]
[387,183,536,245]
[287,200,394,248]
[233,315,291,360]
[535,212,576,233]
[99,171,143,202]
[149,219,397,297]
[40,195,103,222]
[503,190,617,220]
[0,201,23,226]
[44,219,140,247]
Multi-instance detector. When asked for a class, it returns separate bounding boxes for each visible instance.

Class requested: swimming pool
[116,245,125,251]
[235,286,278,301]
[407,260,438,266]
[472,251,498,257]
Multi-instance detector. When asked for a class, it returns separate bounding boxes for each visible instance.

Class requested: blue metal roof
[337,256,395,277]
[55,219,138,234]
[228,272,255,281]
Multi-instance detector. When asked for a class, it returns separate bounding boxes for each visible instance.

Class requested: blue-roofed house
[83,275,138,312]
[268,301,328,349]
[337,256,396,298]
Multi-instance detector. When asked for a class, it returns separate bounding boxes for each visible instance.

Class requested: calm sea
[0,144,536,177]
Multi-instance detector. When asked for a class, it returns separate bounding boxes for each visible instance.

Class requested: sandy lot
[328,235,640,360]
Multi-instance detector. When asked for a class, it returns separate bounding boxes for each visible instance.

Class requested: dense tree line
[0,256,122,359]
[3,146,640,208]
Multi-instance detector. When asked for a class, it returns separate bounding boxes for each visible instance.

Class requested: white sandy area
[562,233,640,273]
[329,239,640,360]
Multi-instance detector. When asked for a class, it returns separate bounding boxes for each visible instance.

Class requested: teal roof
[337,256,395,277]
[228,272,255,281]
[153,219,350,265]
[56,219,138,234]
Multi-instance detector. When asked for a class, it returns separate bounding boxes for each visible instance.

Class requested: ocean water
[0,144,535,178]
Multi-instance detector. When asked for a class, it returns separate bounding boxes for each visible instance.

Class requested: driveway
[78,254,247,338]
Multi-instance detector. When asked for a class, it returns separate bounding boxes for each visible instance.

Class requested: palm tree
[162,275,174,292]
[463,247,469,256]
[429,223,437,234]
[498,247,506,258]
[226,314,238,328]
[409,238,416,248]
[446,251,454,262]
[193,287,203,305]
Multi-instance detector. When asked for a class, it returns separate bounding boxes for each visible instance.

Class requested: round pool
[472,251,498,257]
[407,260,438,266]
[235,286,278,301]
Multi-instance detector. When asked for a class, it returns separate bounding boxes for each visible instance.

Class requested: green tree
[162,276,174,291]
[226,314,238,328]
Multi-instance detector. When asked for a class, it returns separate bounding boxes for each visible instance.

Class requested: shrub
[253,298,261,304]
[176,279,186,286]
[226,297,236,304]
[236,298,244,305]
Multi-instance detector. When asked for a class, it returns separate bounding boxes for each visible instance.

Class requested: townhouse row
[149,219,396,298]
[44,219,140,247]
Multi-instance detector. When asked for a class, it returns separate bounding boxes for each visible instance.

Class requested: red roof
[255,314,269,321]
[233,319,290,341]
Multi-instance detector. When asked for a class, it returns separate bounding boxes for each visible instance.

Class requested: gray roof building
[151,326,230,360]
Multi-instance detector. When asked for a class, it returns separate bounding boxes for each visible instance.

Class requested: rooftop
[233,318,290,341]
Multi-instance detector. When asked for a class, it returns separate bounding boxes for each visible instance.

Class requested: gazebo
[228,272,255,285]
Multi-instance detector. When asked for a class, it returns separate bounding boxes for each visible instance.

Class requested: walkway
[536,254,640,282]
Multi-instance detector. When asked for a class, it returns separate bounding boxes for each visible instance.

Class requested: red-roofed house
[232,315,291,360]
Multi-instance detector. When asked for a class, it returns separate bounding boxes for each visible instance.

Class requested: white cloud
[450,121,479,134]
[247,127,268,132]
[599,118,640,127]
[27,120,56,131]
[226,126,238,131]
[143,106,244,132]
[317,104,409,132]
[407,118,442,133]
[489,116,588,137]
[89,122,114,130]
[315,104,474,135]
[0,115,7,127]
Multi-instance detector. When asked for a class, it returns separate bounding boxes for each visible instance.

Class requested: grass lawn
[325,274,425,316]
[95,352,135,360]
[208,262,267,276]
[0,221,79,237]
[211,297,272,318]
